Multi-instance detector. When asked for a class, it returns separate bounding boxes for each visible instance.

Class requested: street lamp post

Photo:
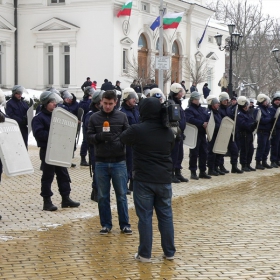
[214,24,242,98]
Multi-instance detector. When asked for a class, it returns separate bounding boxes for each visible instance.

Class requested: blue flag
[150,16,160,31]
[198,18,211,48]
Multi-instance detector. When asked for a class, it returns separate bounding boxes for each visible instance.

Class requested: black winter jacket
[120,98,174,184]
[87,108,129,162]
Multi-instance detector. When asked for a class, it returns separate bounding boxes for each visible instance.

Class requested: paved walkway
[1,146,280,279]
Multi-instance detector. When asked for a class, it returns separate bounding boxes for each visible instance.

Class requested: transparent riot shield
[183,123,198,149]
[213,117,234,154]
[0,119,34,176]
[45,107,78,167]
[206,111,215,142]
[27,105,34,135]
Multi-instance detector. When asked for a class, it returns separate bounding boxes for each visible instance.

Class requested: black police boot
[199,171,211,179]
[248,165,256,171]
[172,170,181,183]
[241,164,251,172]
[219,165,229,173]
[175,169,189,182]
[61,196,80,208]
[80,156,89,166]
[190,171,199,180]
[43,197,58,211]
[215,166,225,175]
[231,164,244,174]
[262,161,273,169]
[0,215,2,220]
[208,168,219,176]
[271,162,279,168]
[91,189,98,202]
[256,161,265,170]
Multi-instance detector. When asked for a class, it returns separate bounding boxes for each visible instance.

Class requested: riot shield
[45,107,78,167]
[183,123,198,149]
[76,107,84,145]
[253,109,262,141]
[213,117,234,154]
[0,119,34,176]
[206,111,215,141]
[269,107,280,140]
[27,105,34,135]
[232,105,238,142]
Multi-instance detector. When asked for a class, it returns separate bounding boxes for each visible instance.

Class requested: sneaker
[134,253,151,263]
[163,254,174,260]
[100,227,111,235]
[122,227,132,235]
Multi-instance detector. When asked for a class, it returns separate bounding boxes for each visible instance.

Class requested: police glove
[96,132,113,142]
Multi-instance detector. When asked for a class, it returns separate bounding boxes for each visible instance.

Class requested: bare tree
[182,57,209,85]
[207,0,280,98]
[124,53,172,90]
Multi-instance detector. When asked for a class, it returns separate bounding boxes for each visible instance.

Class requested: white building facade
[0,0,228,97]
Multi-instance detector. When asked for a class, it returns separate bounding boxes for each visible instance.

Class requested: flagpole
[170,28,177,43]
[158,0,164,91]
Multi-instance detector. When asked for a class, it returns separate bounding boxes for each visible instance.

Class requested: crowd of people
[1,77,280,263]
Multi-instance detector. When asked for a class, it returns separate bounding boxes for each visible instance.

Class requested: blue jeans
[95,161,130,230]
[133,180,176,259]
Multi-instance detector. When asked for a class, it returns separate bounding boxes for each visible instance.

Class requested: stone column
[35,42,45,89]
[52,42,61,88]
[69,42,77,88]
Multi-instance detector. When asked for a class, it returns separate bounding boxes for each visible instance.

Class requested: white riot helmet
[219,92,230,102]
[272,91,280,101]
[91,90,103,105]
[170,83,183,96]
[206,94,216,105]
[84,86,95,97]
[190,91,202,100]
[237,96,249,107]
[150,88,166,103]
[122,87,138,101]
[40,91,62,105]
[257,93,268,104]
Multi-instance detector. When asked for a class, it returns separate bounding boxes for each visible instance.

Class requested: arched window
[172,41,179,55]
[138,34,147,49]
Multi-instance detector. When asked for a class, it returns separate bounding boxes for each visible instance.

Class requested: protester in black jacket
[81,77,92,91]
[120,97,176,262]
[87,90,132,235]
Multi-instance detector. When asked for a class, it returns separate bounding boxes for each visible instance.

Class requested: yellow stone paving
[1,146,280,279]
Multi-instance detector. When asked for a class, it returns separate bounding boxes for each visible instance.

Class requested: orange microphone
[103,121,110,132]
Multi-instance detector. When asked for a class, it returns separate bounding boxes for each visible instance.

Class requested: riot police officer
[185,91,211,180]
[254,93,273,169]
[236,96,257,172]
[218,92,243,174]
[169,83,189,183]
[84,90,103,202]
[120,88,140,193]
[6,85,29,148]
[206,97,223,176]
[79,86,95,166]
[32,91,80,211]
[269,91,280,168]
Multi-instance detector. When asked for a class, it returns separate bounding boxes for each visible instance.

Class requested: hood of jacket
[139,98,161,121]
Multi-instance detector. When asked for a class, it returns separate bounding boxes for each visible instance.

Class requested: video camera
[161,99,181,128]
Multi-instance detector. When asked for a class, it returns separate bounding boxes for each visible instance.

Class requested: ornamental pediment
[0,15,16,32]
[32,18,80,32]
[120,37,134,45]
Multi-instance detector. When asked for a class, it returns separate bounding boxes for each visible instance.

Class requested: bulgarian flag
[117,0,133,17]
[163,12,184,29]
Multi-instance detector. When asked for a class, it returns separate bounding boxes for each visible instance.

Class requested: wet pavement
[1,146,280,279]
